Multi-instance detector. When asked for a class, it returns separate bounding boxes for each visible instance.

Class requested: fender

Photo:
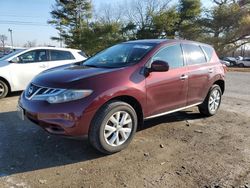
[84,85,147,116]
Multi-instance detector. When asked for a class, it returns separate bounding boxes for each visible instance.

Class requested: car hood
[32,64,123,88]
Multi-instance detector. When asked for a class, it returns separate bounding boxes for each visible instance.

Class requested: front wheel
[88,101,138,154]
[0,80,8,99]
[198,85,222,116]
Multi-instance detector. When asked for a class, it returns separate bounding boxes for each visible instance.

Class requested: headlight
[46,89,93,104]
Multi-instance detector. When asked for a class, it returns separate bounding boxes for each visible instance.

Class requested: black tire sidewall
[0,80,8,99]
[98,103,137,153]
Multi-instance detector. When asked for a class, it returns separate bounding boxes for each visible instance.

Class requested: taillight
[222,64,227,73]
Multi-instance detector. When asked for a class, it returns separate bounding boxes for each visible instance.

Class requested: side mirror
[9,57,20,63]
[150,60,169,72]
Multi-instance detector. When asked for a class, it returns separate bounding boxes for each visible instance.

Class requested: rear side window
[152,44,184,69]
[202,46,214,61]
[78,51,88,58]
[182,44,207,65]
[50,50,75,61]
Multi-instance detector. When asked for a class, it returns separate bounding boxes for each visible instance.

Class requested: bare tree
[125,0,172,29]
[212,0,237,5]
[23,40,37,48]
[0,35,7,51]
[95,3,124,24]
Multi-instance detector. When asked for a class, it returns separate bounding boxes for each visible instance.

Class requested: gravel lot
[0,72,249,188]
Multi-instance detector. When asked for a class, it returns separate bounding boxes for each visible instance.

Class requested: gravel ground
[0,72,249,188]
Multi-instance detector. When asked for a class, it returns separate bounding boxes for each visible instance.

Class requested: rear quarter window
[202,46,214,61]
[182,44,207,65]
[78,51,88,58]
[50,50,75,61]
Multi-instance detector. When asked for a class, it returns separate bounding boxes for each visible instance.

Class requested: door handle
[208,68,213,73]
[39,64,47,68]
[180,74,188,80]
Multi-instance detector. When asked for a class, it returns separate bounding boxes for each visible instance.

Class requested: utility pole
[8,28,13,49]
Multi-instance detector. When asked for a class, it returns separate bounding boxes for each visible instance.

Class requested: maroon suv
[18,39,225,154]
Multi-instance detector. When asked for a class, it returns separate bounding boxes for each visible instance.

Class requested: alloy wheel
[209,89,221,112]
[0,82,4,97]
[104,111,132,147]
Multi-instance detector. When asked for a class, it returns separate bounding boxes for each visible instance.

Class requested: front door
[9,49,49,91]
[145,43,188,117]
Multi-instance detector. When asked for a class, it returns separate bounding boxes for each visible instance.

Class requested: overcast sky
[0,0,213,47]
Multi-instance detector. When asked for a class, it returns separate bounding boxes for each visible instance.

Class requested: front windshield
[0,49,25,61]
[84,43,156,68]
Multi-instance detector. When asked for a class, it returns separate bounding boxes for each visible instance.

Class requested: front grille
[25,83,63,100]
[25,84,40,99]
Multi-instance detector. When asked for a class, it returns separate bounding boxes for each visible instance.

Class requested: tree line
[48,0,250,56]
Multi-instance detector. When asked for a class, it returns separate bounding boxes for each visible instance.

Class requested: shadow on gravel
[0,111,102,177]
[141,110,204,131]
[0,109,203,177]
[6,91,23,98]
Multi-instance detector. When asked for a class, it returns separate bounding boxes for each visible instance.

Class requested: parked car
[220,57,237,66]
[0,52,4,58]
[235,57,250,67]
[18,39,225,154]
[220,59,230,67]
[0,47,87,98]
[0,49,26,61]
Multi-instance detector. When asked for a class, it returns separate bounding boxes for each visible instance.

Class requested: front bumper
[18,92,97,136]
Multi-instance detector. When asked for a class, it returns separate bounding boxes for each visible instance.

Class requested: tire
[88,100,138,154]
[0,80,8,99]
[198,84,222,116]
[239,63,244,67]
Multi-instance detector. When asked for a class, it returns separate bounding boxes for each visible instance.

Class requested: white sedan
[0,47,87,98]
[236,57,250,67]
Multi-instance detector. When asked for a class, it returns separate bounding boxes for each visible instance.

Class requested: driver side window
[17,50,48,63]
[152,44,184,69]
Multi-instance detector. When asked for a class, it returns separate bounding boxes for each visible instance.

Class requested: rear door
[145,43,188,117]
[243,58,250,66]
[48,50,76,68]
[182,43,212,105]
[9,49,49,90]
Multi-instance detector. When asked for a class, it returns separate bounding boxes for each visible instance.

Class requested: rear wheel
[0,80,8,99]
[230,62,235,67]
[198,85,222,116]
[88,101,138,154]
[238,63,244,67]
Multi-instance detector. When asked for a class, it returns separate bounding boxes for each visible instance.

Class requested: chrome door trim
[144,102,202,120]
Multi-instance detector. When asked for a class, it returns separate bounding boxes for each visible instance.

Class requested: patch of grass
[227,67,250,72]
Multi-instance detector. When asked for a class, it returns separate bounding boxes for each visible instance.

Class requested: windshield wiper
[84,64,112,68]
[84,64,100,68]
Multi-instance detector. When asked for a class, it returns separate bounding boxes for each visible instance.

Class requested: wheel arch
[213,79,225,94]
[102,95,144,128]
[0,76,11,93]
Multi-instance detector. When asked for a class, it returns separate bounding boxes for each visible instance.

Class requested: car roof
[25,47,81,52]
[124,39,168,44]
[124,39,213,48]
